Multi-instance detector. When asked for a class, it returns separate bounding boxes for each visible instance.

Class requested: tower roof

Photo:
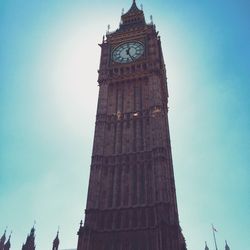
[125,0,141,14]
[119,0,146,31]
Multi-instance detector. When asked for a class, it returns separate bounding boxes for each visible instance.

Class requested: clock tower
[77,1,187,249]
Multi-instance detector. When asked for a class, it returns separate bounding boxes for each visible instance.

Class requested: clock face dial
[112,41,144,63]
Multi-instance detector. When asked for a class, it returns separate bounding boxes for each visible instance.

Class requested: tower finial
[225,240,230,250]
[32,220,36,230]
[205,241,209,250]
[4,233,11,250]
[106,24,110,35]
[150,15,153,24]
[0,229,7,244]
[7,231,12,239]
[52,228,60,250]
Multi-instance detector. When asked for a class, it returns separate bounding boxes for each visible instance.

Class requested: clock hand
[125,48,134,61]
[129,54,134,61]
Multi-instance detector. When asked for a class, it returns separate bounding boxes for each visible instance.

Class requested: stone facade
[77,1,186,250]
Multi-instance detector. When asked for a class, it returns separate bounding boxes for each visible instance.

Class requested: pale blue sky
[0,0,249,249]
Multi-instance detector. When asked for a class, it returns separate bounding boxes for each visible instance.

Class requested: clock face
[112,41,144,63]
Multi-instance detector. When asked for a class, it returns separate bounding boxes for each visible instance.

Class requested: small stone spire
[205,241,209,250]
[52,230,60,250]
[3,233,11,250]
[225,240,230,250]
[106,24,110,35]
[0,230,7,250]
[150,15,154,24]
[22,225,36,250]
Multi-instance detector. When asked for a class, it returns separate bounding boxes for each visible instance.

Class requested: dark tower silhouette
[52,231,59,250]
[205,241,209,250]
[0,230,6,250]
[77,1,186,249]
[225,240,230,250]
[3,235,11,250]
[22,226,35,250]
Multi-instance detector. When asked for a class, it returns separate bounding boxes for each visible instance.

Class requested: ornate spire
[52,230,60,250]
[119,0,146,31]
[225,240,230,250]
[128,0,140,13]
[30,226,35,236]
[0,230,7,249]
[22,226,35,250]
[205,241,209,250]
[3,234,11,250]
[129,0,140,12]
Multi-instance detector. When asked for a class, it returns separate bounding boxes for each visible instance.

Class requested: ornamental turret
[22,226,35,250]
[0,230,6,250]
[52,230,59,250]
[3,235,11,250]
